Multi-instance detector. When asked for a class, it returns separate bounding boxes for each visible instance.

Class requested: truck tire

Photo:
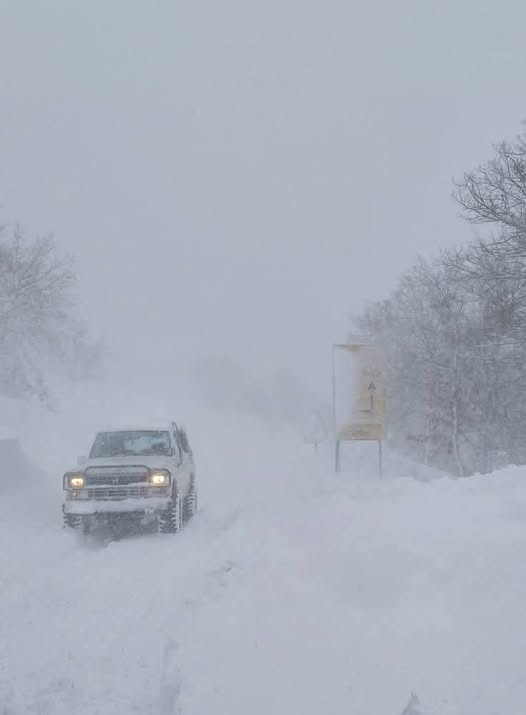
[183,480,197,523]
[159,491,182,534]
[63,513,82,530]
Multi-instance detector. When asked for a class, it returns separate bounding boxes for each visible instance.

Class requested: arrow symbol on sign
[368,381,376,413]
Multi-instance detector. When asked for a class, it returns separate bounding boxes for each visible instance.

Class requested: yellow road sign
[333,344,385,441]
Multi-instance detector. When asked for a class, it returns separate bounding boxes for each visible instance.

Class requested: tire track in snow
[0,501,251,715]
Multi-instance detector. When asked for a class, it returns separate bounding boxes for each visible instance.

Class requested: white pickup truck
[62,422,197,534]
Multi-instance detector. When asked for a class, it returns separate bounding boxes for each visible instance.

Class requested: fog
[4,5,526,712]
[1,0,525,396]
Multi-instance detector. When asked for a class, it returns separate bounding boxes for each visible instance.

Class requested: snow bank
[0,438,44,491]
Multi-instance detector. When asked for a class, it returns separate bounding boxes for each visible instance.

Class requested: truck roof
[96,420,185,433]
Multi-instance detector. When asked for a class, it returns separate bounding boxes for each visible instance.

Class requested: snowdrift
[1,375,526,714]
[0,437,46,494]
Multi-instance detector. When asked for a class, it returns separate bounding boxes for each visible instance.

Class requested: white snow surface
[1,391,526,714]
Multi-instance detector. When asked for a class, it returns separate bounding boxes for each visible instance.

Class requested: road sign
[332,343,385,474]
[332,343,385,442]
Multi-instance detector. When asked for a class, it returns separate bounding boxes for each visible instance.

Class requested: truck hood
[81,455,173,471]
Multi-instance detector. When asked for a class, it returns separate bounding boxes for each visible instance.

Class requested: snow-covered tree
[0,225,101,404]
[355,260,475,475]
[354,122,526,476]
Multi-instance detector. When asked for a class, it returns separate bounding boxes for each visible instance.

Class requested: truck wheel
[63,513,82,530]
[183,482,197,523]
[159,491,182,534]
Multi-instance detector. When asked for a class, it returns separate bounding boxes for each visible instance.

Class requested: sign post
[331,344,339,471]
[332,343,385,476]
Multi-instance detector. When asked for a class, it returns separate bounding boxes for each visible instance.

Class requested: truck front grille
[87,486,150,499]
[85,465,149,486]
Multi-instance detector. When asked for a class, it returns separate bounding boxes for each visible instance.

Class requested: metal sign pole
[332,345,340,472]
[335,439,341,473]
[378,440,383,478]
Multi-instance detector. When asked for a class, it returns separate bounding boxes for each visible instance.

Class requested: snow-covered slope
[1,393,525,714]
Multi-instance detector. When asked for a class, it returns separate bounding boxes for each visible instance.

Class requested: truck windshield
[89,431,173,458]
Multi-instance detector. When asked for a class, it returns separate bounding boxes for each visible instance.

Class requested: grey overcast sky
[1,0,525,395]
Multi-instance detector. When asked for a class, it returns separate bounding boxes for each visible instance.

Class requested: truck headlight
[148,469,171,487]
[64,472,86,489]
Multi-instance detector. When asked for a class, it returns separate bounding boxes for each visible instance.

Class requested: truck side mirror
[77,455,87,467]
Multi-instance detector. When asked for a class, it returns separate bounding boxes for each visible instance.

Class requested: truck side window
[172,431,182,464]
[179,429,192,455]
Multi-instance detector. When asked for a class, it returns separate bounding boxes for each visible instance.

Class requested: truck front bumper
[63,487,171,515]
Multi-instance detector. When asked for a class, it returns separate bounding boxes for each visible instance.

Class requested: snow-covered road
[1,416,526,714]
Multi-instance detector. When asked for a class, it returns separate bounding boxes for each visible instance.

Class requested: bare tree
[354,251,526,476]
[453,123,526,255]
[350,123,526,475]
[0,225,100,403]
